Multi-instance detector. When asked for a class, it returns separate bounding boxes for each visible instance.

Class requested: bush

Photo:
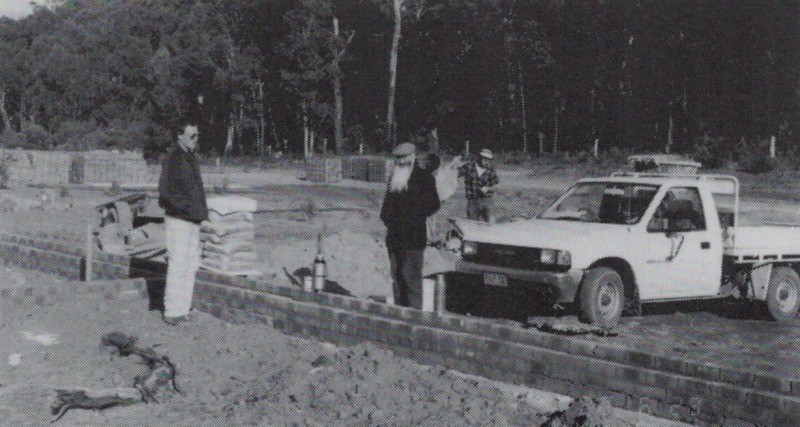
[692,133,728,169]
[0,130,24,148]
[0,158,8,188]
[27,123,53,149]
[603,146,634,165]
[54,120,171,155]
[736,137,776,174]
[740,156,777,174]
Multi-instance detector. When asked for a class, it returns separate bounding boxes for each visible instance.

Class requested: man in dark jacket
[158,124,208,325]
[380,142,441,309]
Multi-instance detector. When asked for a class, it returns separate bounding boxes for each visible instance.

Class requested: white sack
[207,195,258,215]
[435,156,462,202]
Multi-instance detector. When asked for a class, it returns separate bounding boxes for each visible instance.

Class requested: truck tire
[766,266,800,321]
[579,267,624,327]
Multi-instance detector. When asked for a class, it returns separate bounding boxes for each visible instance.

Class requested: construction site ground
[0,267,692,426]
[1,162,799,424]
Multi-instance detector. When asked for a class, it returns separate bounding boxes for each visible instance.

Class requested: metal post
[85,221,93,281]
[434,273,446,314]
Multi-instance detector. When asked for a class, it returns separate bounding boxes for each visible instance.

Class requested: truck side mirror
[647,217,669,233]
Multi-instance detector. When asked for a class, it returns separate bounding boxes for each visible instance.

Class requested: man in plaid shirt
[458,149,499,222]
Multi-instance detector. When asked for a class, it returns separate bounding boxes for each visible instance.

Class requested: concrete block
[720,368,754,388]
[753,374,792,395]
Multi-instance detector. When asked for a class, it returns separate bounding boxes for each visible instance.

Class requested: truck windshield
[539,182,659,224]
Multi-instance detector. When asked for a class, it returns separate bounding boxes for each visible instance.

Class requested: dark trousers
[467,198,492,222]
[388,248,425,309]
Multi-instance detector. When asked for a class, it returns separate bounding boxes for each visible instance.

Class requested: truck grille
[463,243,568,272]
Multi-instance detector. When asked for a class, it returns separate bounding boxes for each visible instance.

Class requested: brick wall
[0,231,797,426]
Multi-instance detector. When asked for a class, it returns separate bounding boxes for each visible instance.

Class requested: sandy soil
[0,267,687,427]
[0,163,798,425]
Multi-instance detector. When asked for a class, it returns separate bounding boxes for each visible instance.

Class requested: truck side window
[648,187,706,232]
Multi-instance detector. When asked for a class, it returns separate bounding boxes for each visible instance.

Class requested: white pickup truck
[450,164,800,327]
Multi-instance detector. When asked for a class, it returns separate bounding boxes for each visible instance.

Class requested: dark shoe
[163,315,188,326]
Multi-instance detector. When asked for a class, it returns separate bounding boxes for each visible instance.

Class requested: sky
[0,0,41,20]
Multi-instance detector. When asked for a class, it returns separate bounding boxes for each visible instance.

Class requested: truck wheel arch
[587,258,641,316]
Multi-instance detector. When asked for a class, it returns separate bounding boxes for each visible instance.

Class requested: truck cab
[450,156,800,326]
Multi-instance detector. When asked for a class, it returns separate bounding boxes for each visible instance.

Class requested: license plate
[484,272,508,287]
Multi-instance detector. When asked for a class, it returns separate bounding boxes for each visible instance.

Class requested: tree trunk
[225,113,235,157]
[236,106,244,156]
[333,18,345,154]
[267,102,280,149]
[430,128,439,153]
[303,110,310,159]
[538,131,545,157]
[666,113,673,154]
[518,65,527,153]
[256,80,266,157]
[310,128,316,157]
[0,88,11,133]
[553,110,559,154]
[386,0,403,149]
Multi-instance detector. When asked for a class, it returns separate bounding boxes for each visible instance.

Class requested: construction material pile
[201,196,260,275]
[94,194,166,259]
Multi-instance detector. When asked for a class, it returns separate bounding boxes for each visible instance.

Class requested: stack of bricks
[0,149,58,185]
[82,151,151,184]
[305,157,342,183]
[342,156,390,182]
[27,151,72,185]
[367,157,392,183]
[1,149,34,185]
[350,156,370,180]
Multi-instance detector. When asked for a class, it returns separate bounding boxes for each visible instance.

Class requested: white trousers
[164,216,201,317]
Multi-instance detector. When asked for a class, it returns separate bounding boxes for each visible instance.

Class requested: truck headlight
[540,249,557,264]
[462,241,478,256]
[540,249,571,266]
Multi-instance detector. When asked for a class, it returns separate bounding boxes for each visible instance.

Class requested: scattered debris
[525,318,619,337]
[541,395,614,427]
[50,332,180,423]
[93,194,166,260]
[283,267,303,289]
[21,332,59,346]
[7,353,21,367]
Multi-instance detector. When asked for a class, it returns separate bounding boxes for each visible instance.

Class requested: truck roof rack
[628,154,701,174]
[609,171,738,194]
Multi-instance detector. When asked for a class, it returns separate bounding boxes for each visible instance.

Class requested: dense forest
[0,0,797,161]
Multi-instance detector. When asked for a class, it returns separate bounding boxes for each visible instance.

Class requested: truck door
[639,186,722,298]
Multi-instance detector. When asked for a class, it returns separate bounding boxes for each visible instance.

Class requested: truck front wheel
[579,267,624,327]
[766,266,800,321]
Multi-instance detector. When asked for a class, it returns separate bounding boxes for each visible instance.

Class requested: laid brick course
[1,233,799,426]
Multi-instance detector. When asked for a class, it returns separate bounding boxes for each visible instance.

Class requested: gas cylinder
[312,233,327,292]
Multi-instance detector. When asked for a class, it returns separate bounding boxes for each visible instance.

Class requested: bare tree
[386,0,403,148]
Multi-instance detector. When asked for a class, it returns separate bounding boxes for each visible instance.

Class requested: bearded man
[380,142,441,309]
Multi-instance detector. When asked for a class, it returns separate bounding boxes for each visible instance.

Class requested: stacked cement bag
[201,196,259,274]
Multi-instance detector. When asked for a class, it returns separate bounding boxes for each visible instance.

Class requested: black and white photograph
[0,0,798,425]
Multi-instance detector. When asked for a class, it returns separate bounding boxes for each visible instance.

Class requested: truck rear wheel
[579,267,624,327]
[766,266,800,321]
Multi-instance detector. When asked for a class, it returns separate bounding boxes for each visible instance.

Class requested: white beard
[389,164,414,193]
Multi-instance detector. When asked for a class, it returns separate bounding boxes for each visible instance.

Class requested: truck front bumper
[455,260,584,303]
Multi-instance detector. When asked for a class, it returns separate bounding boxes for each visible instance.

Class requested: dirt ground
[1,161,799,425]
[0,267,688,427]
